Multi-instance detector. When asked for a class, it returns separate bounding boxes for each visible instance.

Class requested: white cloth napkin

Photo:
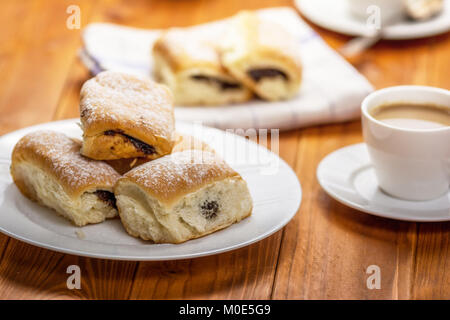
[81,7,373,130]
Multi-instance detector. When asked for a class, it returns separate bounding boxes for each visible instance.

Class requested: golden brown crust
[224,11,302,74]
[220,11,302,99]
[79,71,175,160]
[106,133,214,175]
[11,131,121,199]
[81,133,165,160]
[115,150,240,206]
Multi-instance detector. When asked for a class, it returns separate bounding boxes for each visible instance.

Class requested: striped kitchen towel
[80,7,373,130]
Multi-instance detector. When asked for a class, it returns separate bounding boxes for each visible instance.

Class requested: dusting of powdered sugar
[125,150,237,200]
[80,71,174,137]
[14,131,120,190]
[158,28,221,66]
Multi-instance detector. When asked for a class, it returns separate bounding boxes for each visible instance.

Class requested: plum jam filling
[104,130,156,155]
[190,75,242,91]
[200,200,219,220]
[95,190,117,209]
[247,68,288,82]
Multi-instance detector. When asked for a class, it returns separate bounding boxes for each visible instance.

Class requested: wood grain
[271,122,419,299]
[0,0,448,299]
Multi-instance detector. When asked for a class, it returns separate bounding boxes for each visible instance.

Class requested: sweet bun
[114,150,253,243]
[153,28,252,106]
[79,71,176,160]
[220,11,302,101]
[10,131,121,226]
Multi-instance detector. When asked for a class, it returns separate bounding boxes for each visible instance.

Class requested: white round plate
[317,143,450,222]
[0,119,301,260]
[295,0,450,39]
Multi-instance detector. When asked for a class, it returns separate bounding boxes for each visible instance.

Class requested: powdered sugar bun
[153,28,252,106]
[80,71,176,160]
[11,130,120,226]
[115,150,253,243]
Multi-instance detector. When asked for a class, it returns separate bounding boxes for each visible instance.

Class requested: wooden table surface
[0,0,448,300]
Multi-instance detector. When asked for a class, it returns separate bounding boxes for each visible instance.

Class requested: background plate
[0,120,302,260]
[296,0,450,39]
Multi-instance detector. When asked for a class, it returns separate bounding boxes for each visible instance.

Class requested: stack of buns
[10,71,253,243]
[153,11,303,106]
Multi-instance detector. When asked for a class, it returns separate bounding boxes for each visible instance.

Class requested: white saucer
[295,0,450,39]
[317,143,450,222]
[0,119,302,260]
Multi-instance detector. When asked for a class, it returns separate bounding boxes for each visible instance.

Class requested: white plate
[0,120,302,260]
[317,143,450,222]
[295,0,450,39]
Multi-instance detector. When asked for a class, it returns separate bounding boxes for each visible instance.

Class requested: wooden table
[0,0,448,300]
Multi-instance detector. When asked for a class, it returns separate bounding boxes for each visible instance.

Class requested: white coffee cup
[361,86,450,201]
[347,0,405,22]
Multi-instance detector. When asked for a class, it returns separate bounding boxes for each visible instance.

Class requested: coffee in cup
[370,102,450,130]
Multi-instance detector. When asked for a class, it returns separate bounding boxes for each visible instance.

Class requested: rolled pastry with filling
[10,131,121,226]
[114,150,253,243]
[80,71,175,160]
[153,28,252,106]
[106,132,214,175]
[220,11,302,101]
